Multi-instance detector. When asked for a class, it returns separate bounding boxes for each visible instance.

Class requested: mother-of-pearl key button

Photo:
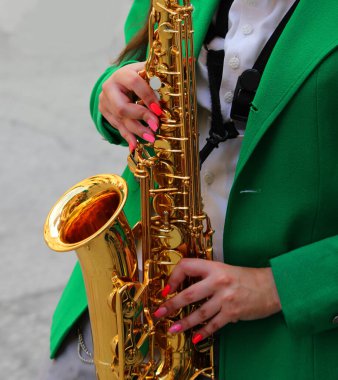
[149,76,162,90]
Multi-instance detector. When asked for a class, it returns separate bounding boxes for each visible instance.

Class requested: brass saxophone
[44,0,215,379]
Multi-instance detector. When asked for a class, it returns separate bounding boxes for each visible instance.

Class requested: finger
[101,108,137,150]
[101,97,156,146]
[129,61,147,73]
[123,118,155,143]
[168,298,220,334]
[102,62,163,114]
[103,88,160,130]
[100,86,131,115]
[159,279,213,317]
[192,312,228,343]
[167,258,211,293]
[117,70,160,110]
[116,103,159,132]
[118,125,138,152]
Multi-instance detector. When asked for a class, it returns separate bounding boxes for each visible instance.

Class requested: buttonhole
[239,189,262,194]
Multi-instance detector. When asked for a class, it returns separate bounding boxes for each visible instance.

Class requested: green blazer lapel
[235,0,338,179]
[192,0,220,56]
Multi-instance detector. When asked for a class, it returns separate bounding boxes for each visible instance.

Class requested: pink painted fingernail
[129,143,136,152]
[153,307,168,318]
[161,284,171,298]
[143,133,155,143]
[168,324,182,333]
[147,119,158,132]
[192,333,203,345]
[150,102,163,116]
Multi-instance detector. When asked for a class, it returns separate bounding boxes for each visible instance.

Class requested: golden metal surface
[44,175,142,379]
[127,0,215,378]
[44,0,215,378]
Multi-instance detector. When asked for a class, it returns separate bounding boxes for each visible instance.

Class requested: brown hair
[115,8,151,65]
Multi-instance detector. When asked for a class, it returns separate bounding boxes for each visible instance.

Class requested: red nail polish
[147,119,158,132]
[143,133,155,143]
[161,284,171,298]
[153,307,167,318]
[192,334,203,345]
[150,102,163,116]
[168,324,182,333]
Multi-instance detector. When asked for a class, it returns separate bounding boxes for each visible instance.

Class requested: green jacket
[50,0,338,378]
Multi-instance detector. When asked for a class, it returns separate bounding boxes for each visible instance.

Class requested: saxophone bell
[44,174,140,379]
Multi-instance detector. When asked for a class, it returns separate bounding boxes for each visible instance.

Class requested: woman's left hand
[154,259,282,342]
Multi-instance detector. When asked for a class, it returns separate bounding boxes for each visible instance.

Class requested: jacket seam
[312,334,316,380]
[310,68,321,244]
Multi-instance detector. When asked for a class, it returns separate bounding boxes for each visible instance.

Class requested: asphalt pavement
[0,0,131,378]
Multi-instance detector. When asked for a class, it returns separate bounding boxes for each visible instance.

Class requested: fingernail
[147,119,158,132]
[192,333,203,345]
[168,324,182,333]
[161,284,171,298]
[143,133,155,143]
[153,307,168,318]
[129,143,136,152]
[150,102,163,116]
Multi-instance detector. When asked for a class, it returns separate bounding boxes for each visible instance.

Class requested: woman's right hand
[99,62,163,151]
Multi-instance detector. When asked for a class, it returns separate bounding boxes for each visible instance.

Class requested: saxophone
[44,0,215,378]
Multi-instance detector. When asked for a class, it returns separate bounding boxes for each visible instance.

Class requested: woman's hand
[154,259,281,344]
[99,62,163,151]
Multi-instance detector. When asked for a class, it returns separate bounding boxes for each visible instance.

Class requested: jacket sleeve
[270,235,338,336]
[89,0,150,145]
[269,50,338,337]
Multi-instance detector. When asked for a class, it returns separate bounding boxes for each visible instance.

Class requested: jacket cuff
[270,235,338,335]
[90,59,139,146]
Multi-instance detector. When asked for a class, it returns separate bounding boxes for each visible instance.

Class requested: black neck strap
[231,0,300,122]
[204,0,233,43]
[199,0,299,168]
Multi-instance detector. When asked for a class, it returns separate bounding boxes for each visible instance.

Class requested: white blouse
[197,0,296,262]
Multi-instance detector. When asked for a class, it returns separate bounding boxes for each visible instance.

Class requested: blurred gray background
[0,0,132,378]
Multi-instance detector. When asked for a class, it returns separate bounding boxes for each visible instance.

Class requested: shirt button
[228,56,240,70]
[224,91,234,103]
[204,171,215,185]
[242,24,254,35]
[333,316,338,324]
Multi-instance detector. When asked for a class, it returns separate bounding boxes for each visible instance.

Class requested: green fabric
[90,60,137,145]
[51,0,338,379]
